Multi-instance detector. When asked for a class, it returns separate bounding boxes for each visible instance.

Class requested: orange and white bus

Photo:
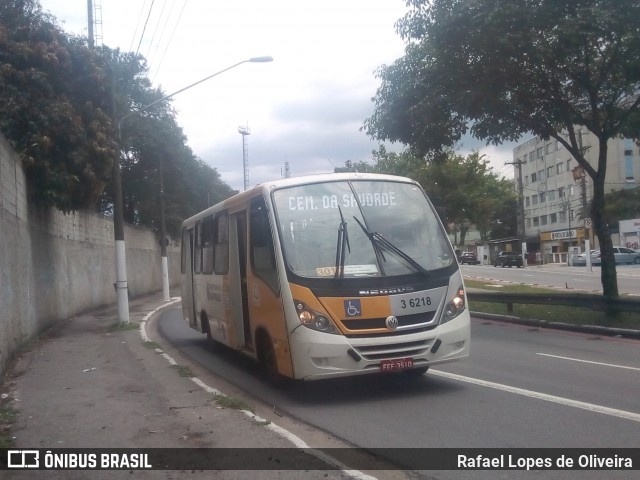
[180,173,469,380]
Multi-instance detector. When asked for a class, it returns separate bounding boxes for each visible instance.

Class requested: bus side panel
[248,274,293,378]
[199,275,235,343]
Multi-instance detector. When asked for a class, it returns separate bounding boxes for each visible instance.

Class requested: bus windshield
[272,179,455,279]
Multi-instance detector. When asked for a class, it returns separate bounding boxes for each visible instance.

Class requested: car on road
[493,251,524,268]
[574,247,640,266]
[572,250,598,266]
[458,252,480,264]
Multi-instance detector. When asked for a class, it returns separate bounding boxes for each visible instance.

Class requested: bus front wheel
[256,331,291,388]
[256,331,278,375]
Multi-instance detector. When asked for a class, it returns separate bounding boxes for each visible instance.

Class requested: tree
[0,1,236,237]
[0,0,115,211]
[98,49,237,238]
[602,187,640,228]
[346,147,517,244]
[365,0,640,298]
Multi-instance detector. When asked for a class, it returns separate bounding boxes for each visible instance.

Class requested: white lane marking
[142,302,377,480]
[536,353,640,372]
[431,370,640,423]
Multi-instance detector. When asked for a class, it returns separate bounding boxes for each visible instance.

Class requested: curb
[139,298,377,480]
[471,311,640,340]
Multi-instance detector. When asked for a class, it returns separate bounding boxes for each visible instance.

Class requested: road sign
[584,217,592,228]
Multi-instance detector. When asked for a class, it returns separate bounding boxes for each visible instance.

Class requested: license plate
[380,357,413,372]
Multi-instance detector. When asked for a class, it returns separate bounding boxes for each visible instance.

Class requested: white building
[512,132,639,263]
[619,218,640,250]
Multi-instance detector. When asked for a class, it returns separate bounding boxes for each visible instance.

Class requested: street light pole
[113,56,273,323]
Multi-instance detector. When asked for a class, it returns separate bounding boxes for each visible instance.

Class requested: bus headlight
[294,300,340,335]
[440,286,466,324]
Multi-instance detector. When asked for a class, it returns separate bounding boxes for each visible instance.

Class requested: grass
[211,393,254,413]
[171,365,194,377]
[108,321,139,332]
[0,403,17,448]
[464,279,640,330]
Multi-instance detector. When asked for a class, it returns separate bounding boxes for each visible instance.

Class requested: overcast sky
[39,0,518,191]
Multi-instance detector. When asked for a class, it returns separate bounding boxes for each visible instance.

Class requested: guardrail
[466,291,640,314]
[466,291,640,339]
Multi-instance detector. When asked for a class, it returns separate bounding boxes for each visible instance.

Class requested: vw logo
[385,315,399,329]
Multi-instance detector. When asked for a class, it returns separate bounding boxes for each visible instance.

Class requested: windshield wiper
[352,217,429,276]
[334,206,350,278]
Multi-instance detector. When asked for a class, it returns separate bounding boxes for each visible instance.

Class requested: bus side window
[250,196,279,294]
[214,212,229,275]
[194,220,202,274]
[201,215,215,275]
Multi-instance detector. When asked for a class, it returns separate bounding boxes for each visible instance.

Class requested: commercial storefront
[539,227,588,263]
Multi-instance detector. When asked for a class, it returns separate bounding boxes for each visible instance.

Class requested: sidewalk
[0,293,369,479]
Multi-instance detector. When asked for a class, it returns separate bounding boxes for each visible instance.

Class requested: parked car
[493,251,524,268]
[575,247,640,266]
[572,250,598,266]
[459,252,479,265]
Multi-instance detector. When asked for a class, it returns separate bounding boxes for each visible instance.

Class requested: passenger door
[229,211,252,349]
[181,227,197,328]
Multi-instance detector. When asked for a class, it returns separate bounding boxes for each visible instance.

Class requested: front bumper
[289,310,470,380]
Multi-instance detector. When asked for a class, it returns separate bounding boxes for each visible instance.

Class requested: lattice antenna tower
[87,0,104,48]
[282,161,291,179]
[238,125,251,191]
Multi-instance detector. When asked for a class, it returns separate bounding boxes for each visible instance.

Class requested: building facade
[512,132,639,263]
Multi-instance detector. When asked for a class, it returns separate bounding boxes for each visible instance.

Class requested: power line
[146,0,175,67]
[135,0,156,55]
[152,0,189,83]
[144,0,170,60]
[129,0,150,52]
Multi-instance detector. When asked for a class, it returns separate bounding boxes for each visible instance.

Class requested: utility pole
[239,125,251,190]
[111,57,272,323]
[111,74,130,324]
[87,0,94,49]
[86,0,103,48]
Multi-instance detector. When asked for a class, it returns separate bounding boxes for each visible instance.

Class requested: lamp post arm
[112,55,272,322]
[118,56,272,128]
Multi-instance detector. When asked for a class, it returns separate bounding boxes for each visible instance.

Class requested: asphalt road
[157,306,640,480]
[461,263,640,295]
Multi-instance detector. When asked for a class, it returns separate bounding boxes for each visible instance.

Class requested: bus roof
[181,172,420,225]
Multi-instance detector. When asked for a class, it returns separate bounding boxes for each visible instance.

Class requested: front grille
[344,326,435,338]
[351,339,431,361]
[341,311,436,331]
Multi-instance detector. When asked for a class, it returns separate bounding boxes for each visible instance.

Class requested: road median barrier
[467,291,640,339]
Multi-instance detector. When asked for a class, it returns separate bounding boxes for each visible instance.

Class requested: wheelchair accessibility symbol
[344,299,362,317]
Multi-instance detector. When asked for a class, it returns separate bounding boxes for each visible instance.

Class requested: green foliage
[0,0,115,211]
[603,187,640,226]
[347,147,517,244]
[367,0,640,154]
[0,1,236,236]
[366,0,640,297]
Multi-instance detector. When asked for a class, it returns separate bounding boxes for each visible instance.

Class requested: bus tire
[256,331,277,373]
[256,331,291,388]
[200,312,216,348]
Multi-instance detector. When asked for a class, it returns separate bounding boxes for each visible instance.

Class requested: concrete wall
[1,133,180,374]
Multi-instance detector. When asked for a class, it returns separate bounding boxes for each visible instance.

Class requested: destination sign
[287,192,397,211]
